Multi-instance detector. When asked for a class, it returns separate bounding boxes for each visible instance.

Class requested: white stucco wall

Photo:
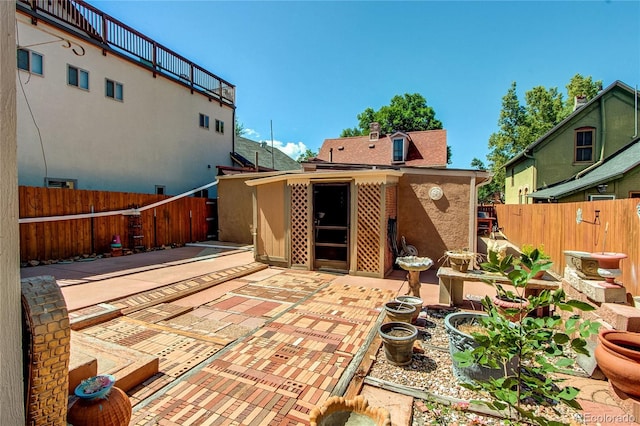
[16,13,233,196]
[1,1,26,423]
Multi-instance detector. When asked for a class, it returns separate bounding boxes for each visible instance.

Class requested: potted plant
[520,244,551,279]
[453,249,600,425]
[442,249,481,273]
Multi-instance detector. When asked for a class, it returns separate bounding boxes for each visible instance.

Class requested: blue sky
[91,0,640,169]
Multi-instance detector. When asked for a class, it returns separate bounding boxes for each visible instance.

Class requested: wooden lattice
[290,183,309,266]
[356,183,382,273]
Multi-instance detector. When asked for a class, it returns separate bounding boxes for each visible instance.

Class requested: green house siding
[506,82,640,204]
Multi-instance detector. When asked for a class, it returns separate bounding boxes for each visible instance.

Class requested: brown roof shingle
[317,129,447,167]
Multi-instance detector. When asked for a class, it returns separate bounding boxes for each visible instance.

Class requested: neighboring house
[504,81,640,204]
[217,136,302,175]
[15,0,235,197]
[317,126,448,168]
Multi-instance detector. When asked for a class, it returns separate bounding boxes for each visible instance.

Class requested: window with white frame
[215,119,224,134]
[105,79,123,101]
[67,65,89,90]
[392,138,404,162]
[17,48,43,75]
[199,113,210,129]
[588,194,615,201]
[575,127,595,163]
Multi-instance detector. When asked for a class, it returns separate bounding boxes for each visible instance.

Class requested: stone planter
[309,395,391,426]
[444,312,516,382]
[395,295,423,324]
[563,250,600,280]
[492,295,530,322]
[594,329,640,398]
[444,251,477,273]
[383,301,416,323]
[590,252,627,286]
[378,322,418,366]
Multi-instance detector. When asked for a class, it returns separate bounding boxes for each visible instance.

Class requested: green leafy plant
[453,249,600,426]
[521,244,551,261]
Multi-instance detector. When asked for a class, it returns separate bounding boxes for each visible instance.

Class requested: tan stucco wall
[397,173,472,267]
[1,1,26,422]
[16,14,232,195]
[217,177,255,244]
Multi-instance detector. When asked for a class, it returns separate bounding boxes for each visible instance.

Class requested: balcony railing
[17,0,235,105]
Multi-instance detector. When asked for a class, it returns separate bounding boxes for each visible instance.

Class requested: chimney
[369,122,380,141]
[574,95,587,111]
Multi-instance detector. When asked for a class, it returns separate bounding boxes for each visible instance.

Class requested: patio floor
[21,242,635,425]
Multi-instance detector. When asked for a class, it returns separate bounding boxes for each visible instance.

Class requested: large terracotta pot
[595,329,640,397]
[492,295,530,322]
[590,252,627,286]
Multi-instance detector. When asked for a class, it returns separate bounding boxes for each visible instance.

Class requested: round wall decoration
[429,186,443,200]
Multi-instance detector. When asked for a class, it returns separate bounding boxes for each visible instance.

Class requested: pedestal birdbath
[395,256,433,297]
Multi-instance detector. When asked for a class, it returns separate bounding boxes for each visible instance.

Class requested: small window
[510,168,514,186]
[17,48,43,75]
[45,178,76,189]
[67,65,89,90]
[155,185,165,195]
[105,79,123,101]
[215,119,224,134]
[588,194,615,201]
[392,138,404,162]
[575,128,595,163]
[199,114,210,129]
[629,191,640,198]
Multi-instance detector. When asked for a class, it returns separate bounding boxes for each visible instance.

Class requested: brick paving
[70,263,395,425]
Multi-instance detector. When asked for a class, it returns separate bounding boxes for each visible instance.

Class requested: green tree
[341,93,442,136]
[483,74,602,200]
[296,149,317,162]
[235,120,246,137]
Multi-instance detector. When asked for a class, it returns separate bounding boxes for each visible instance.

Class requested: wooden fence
[494,198,640,298]
[19,186,216,262]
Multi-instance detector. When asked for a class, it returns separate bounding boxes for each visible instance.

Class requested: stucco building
[15,0,235,196]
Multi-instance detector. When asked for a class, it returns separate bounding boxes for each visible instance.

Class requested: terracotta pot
[492,295,530,322]
[309,395,391,426]
[595,330,640,397]
[590,252,627,285]
[67,386,132,426]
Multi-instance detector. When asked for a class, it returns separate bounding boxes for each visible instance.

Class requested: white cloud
[270,140,308,160]
[243,128,261,139]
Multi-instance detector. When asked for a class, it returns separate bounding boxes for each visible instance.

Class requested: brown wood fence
[494,198,640,298]
[19,186,215,262]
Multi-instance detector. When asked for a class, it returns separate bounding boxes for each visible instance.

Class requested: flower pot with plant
[453,249,601,426]
[520,244,551,279]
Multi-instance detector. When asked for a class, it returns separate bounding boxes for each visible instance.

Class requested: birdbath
[395,256,433,297]
[590,252,627,287]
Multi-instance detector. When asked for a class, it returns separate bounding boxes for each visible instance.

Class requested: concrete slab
[361,384,413,426]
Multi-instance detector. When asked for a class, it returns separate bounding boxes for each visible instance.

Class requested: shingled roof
[233,136,302,172]
[317,129,447,167]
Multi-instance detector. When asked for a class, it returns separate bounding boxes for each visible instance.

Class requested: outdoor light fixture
[576,208,601,225]
[429,186,443,201]
[596,184,608,193]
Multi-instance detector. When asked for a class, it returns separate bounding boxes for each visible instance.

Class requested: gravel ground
[368,306,587,425]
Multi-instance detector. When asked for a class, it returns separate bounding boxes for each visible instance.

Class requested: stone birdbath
[395,256,433,297]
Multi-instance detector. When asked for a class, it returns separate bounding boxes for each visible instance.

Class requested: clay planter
[67,386,132,426]
[309,395,391,426]
[590,252,627,286]
[445,250,476,273]
[378,322,418,366]
[595,329,640,397]
[395,295,423,324]
[383,301,416,324]
[492,295,530,322]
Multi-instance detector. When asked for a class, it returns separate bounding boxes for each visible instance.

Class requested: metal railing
[17,0,235,105]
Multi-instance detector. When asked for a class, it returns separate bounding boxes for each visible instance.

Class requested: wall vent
[574,95,587,111]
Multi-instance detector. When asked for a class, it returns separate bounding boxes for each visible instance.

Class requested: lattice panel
[290,183,309,266]
[356,183,382,273]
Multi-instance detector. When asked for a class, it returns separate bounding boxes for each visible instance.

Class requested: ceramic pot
[378,322,418,366]
[492,295,530,322]
[383,301,416,324]
[444,312,517,383]
[67,386,132,426]
[595,329,640,397]
[395,295,423,323]
[309,395,391,426]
